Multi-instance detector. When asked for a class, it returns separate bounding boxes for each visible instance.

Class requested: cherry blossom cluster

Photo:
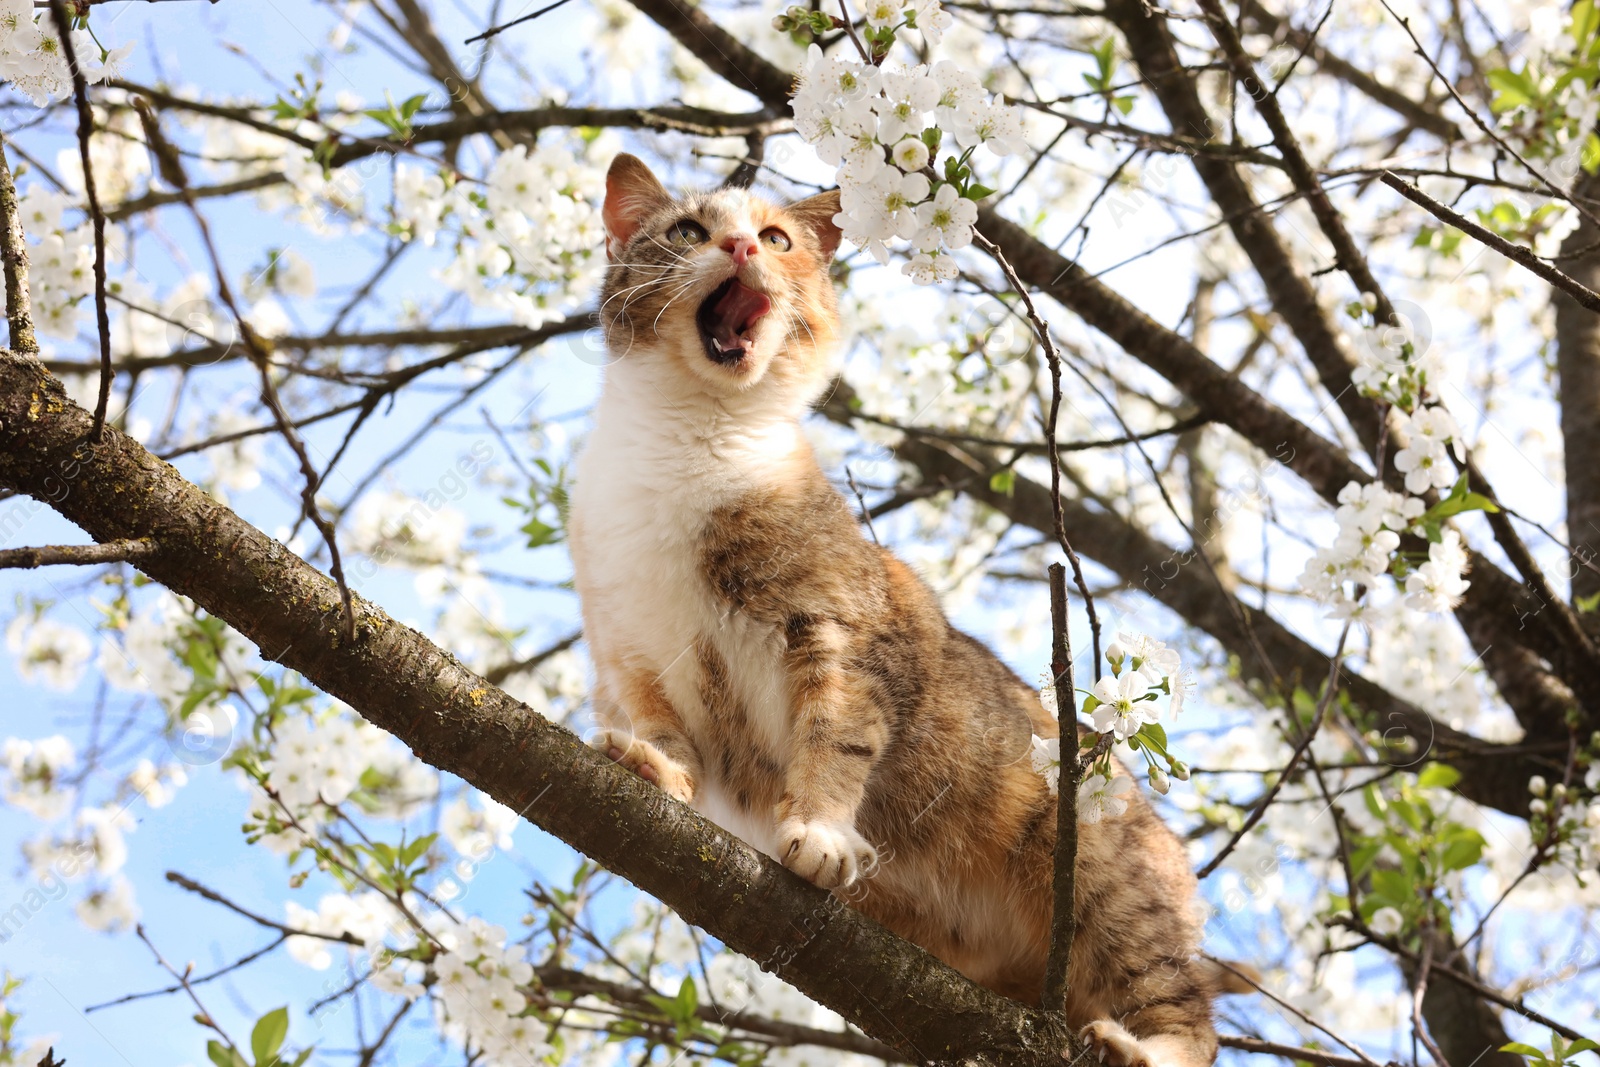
[248,707,438,853]
[1030,632,1192,821]
[8,186,96,340]
[786,0,1027,285]
[1299,296,1481,619]
[391,141,606,328]
[1528,765,1600,875]
[0,0,132,107]
[3,732,185,933]
[431,920,554,1066]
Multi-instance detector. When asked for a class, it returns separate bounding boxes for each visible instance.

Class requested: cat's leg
[590,669,700,805]
[774,617,885,889]
[1075,997,1216,1067]
[1078,1019,1152,1067]
[1079,959,1217,1067]
[1118,954,1220,1067]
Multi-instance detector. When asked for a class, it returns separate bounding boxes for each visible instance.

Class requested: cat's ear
[603,153,671,259]
[786,188,843,261]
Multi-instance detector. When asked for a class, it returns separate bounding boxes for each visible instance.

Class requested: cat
[568,153,1242,1067]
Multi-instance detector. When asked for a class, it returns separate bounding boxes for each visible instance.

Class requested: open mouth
[695,278,771,365]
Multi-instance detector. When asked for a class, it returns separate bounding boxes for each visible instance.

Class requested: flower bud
[1170,760,1191,781]
[1529,775,1547,797]
[1149,767,1170,795]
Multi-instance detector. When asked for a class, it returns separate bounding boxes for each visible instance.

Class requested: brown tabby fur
[569,154,1236,1067]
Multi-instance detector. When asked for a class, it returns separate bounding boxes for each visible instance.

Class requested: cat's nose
[721,233,759,266]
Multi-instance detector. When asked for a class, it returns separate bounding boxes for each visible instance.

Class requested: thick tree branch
[0,347,1072,1066]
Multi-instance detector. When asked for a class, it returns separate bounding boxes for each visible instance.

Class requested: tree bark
[1554,171,1600,615]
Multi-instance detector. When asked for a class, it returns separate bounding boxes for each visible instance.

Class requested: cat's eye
[761,228,792,252]
[667,219,709,246]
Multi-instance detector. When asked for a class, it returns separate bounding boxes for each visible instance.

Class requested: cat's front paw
[591,729,694,804]
[1076,1020,1153,1067]
[776,819,877,889]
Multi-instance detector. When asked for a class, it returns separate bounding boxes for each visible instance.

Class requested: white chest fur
[569,362,806,846]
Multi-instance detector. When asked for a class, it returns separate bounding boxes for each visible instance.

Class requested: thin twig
[1197,620,1352,879]
[1041,563,1080,1013]
[483,629,583,685]
[0,539,154,569]
[845,465,880,546]
[133,97,359,641]
[48,0,112,440]
[1375,0,1600,232]
[1381,172,1600,314]
[164,870,363,944]
[134,924,242,1053]
[463,0,579,43]
[0,131,37,354]
[1203,956,1382,1067]
[1333,918,1600,1045]
[84,935,287,1012]
[1410,935,1453,1067]
[1219,1036,1377,1067]
[970,228,1103,676]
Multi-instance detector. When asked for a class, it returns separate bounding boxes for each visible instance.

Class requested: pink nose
[721,234,758,266]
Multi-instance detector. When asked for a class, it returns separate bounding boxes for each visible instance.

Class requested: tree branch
[0,539,155,569]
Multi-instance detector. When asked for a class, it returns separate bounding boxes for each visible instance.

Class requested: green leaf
[1500,1044,1547,1059]
[1415,762,1460,790]
[964,184,996,201]
[208,1041,248,1067]
[1440,829,1485,871]
[399,832,437,868]
[1486,68,1538,112]
[1363,783,1388,820]
[1370,867,1411,904]
[1425,475,1500,521]
[251,1007,289,1067]
[989,469,1016,496]
[1137,722,1169,756]
[1113,95,1135,115]
[521,516,562,548]
[675,975,699,1021]
[1349,840,1381,881]
[1582,132,1600,175]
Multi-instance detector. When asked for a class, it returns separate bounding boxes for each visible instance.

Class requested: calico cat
[568,153,1238,1067]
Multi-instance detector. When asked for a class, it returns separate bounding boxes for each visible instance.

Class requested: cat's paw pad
[1076,1021,1153,1067]
[591,729,694,803]
[776,819,877,889]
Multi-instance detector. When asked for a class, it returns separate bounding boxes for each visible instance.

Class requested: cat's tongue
[702,279,771,357]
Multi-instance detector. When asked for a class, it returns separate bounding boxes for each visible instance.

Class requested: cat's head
[598,153,843,404]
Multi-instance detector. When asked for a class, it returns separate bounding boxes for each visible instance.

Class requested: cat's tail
[1198,956,1263,996]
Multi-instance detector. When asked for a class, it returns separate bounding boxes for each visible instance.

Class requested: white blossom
[1078,773,1133,824]
[1090,671,1155,740]
[1029,734,1061,795]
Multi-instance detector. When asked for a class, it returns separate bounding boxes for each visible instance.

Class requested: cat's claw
[776,819,878,889]
[591,729,695,804]
[1075,1021,1153,1067]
